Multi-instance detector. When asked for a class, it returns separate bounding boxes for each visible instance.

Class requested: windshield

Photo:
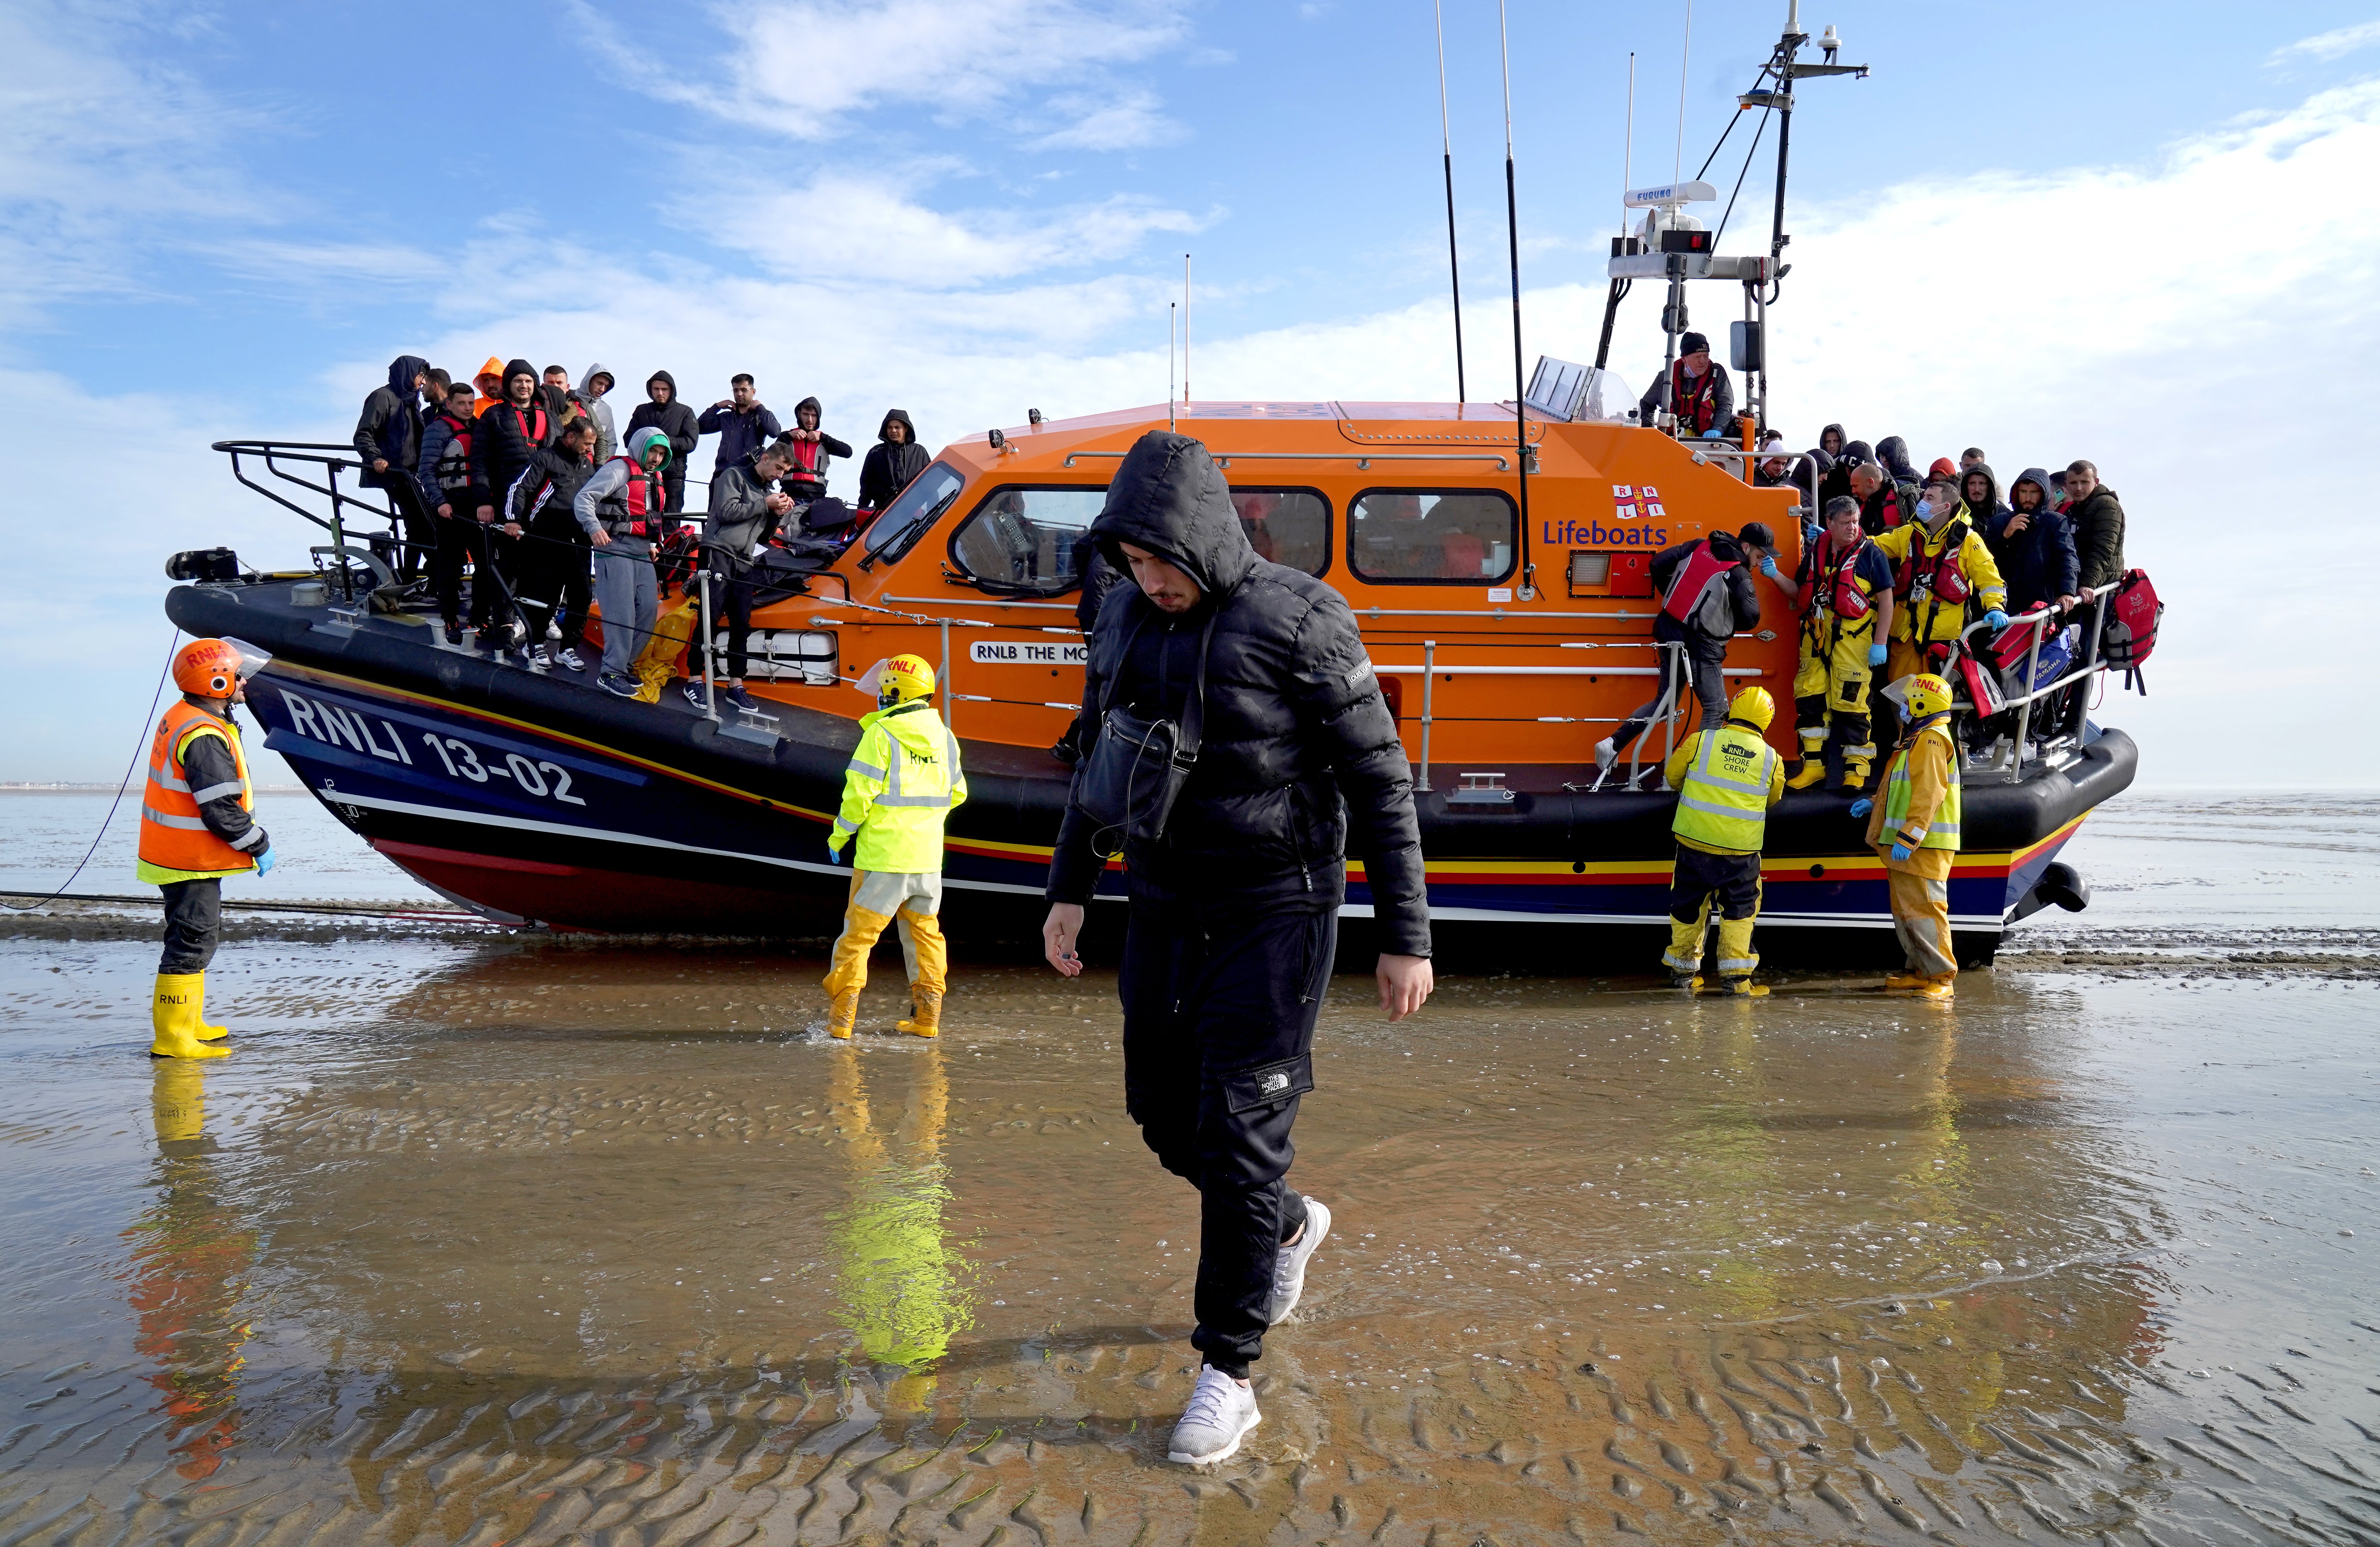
[862,460,966,562]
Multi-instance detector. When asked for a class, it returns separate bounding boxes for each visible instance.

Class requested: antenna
[1621,51,1636,243]
[1182,253,1191,406]
[1497,0,1534,601]
[1168,302,1177,432]
[1434,0,1467,403]
[1674,0,1694,184]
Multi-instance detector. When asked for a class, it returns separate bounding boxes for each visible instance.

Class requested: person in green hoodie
[824,654,966,1040]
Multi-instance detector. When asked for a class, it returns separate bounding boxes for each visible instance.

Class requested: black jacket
[472,396,554,511]
[1986,468,2080,612]
[858,409,930,509]
[1047,432,1430,956]
[705,458,782,558]
[697,400,784,478]
[353,354,429,491]
[506,445,595,536]
[2066,482,2127,591]
[627,373,702,490]
[781,396,854,495]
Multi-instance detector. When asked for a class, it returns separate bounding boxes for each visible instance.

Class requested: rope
[2,629,181,911]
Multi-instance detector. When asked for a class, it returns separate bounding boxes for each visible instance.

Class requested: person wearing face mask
[1637,331,1736,439]
[1871,463,2008,743]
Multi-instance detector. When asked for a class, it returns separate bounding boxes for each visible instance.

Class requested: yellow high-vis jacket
[1873,508,2007,647]
[832,702,966,873]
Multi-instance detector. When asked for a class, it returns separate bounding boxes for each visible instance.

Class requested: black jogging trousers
[1119,894,1333,1378]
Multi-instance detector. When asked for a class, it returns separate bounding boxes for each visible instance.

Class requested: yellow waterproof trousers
[1661,845,1762,980]
[1886,864,1956,979]
[824,870,948,1002]
[1792,616,1877,776]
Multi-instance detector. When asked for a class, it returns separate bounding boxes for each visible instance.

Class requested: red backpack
[2099,569,2161,694]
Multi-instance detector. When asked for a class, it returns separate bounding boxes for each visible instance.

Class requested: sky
[6,0,2380,787]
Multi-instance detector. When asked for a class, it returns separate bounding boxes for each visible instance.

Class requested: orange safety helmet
[173,639,246,698]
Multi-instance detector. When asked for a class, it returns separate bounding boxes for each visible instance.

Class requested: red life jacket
[1803,534,1875,622]
[1896,516,1974,607]
[1670,362,1722,435]
[499,402,549,448]
[431,412,474,493]
[600,455,668,536]
[1660,539,1739,630]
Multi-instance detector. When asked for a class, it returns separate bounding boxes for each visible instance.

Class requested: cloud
[580,0,1188,146]
[2267,18,2380,66]
[1028,90,1183,152]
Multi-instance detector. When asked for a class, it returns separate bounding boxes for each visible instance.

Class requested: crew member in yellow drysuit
[824,654,967,1038]
[1871,467,2008,743]
[1766,495,1896,792]
[1854,672,1962,998]
[1660,686,1786,997]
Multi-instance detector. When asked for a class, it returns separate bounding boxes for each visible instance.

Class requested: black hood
[794,395,822,427]
[387,354,430,398]
[1090,431,1256,599]
[1962,462,2004,516]
[1818,422,1846,456]
[877,408,916,443]
[1874,435,1918,482]
[647,369,677,400]
[2008,466,2055,512]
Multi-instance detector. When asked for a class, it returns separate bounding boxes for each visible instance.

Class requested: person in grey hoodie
[573,364,617,464]
[695,439,797,712]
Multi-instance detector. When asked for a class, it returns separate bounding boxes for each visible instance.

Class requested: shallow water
[2,909,2374,1546]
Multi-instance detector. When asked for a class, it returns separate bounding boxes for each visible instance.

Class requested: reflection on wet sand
[124,1061,254,1481]
[0,940,2371,1547]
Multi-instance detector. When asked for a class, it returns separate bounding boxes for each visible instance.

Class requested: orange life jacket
[1805,534,1875,621]
[596,455,669,535]
[137,700,254,876]
[1660,539,1738,632]
[1895,517,1974,607]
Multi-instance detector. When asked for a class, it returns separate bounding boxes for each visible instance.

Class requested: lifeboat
[167,393,2131,967]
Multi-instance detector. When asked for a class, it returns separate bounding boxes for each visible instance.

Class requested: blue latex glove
[1983,609,2010,630]
[1758,555,1780,579]
[1803,522,1822,546]
[1867,641,1888,667]
[1848,799,1873,818]
[1891,842,1914,863]
[827,843,845,866]
[253,846,276,877]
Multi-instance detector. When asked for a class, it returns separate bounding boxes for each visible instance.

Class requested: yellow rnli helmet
[1726,685,1776,734]
[877,654,936,705]
[1904,673,1954,720]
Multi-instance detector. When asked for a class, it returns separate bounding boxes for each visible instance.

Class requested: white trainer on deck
[1168,1365,1261,1465]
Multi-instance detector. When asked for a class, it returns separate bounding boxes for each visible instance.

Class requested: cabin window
[1231,488,1330,576]
[1348,488,1518,584]
[947,486,1107,594]
[861,460,966,563]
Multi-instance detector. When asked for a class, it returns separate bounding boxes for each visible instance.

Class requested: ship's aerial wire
[1434,0,1466,402]
[3,629,180,913]
[1673,0,1693,184]
[1497,0,1532,599]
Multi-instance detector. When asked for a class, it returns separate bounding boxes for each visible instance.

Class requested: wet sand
[2,927,2374,1547]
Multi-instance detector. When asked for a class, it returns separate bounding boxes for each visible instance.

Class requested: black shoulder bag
[1073,610,1219,857]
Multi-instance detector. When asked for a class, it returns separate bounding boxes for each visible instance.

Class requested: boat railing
[211,439,408,600]
[1952,578,2125,783]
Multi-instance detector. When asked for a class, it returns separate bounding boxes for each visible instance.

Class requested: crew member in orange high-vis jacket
[137,639,274,1059]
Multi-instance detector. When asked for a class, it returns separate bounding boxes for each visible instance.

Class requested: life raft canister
[1660,539,1739,630]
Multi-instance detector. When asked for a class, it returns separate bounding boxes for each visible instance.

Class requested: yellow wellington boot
[1914,972,1957,1000]
[1839,763,1869,793]
[896,988,942,1039]
[1713,976,1770,998]
[151,973,229,1060]
[1786,761,1828,790]
[193,970,228,1041]
[1883,971,1925,992]
[826,990,860,1040]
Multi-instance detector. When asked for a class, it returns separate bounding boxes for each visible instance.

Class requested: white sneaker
[1594,737,1617,771]
[1266,1197,1331,1324]
[1168,1365,1260,1465]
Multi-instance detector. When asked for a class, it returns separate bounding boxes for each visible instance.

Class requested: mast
[1498,0,1533,600]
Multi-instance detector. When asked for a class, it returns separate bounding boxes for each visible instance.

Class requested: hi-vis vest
[832,702,967,873]
[137,700,254,880]
[1881,718,1962,852]
[1671,724,1778,853]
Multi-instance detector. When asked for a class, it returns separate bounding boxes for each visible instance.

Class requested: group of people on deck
[352,356,933,703]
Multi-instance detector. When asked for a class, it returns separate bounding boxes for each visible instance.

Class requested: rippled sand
[1,935,2373,1547]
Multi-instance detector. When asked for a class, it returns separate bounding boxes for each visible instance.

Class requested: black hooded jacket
[472,360,554,511]
[627,371,702,495]
[781,396,855,496]
[353,354,430,491]
[1986,467,2081,611]
[858,410,930,509]
[1047,432,1430,956]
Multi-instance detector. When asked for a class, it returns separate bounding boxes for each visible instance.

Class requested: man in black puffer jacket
[1041,431,1432,1467]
